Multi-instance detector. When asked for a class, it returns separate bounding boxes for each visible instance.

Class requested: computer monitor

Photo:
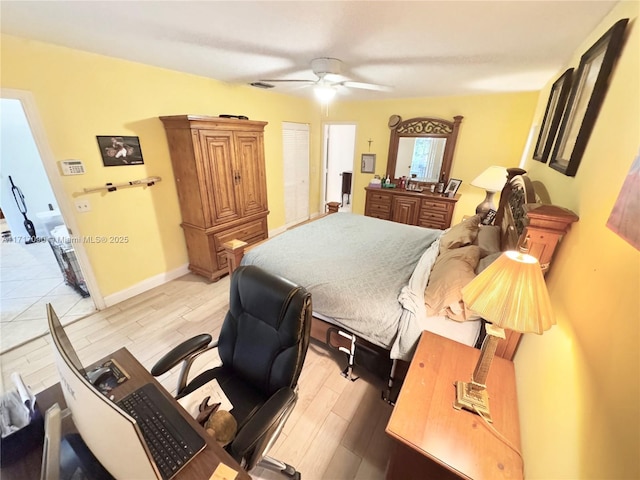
[47,303,161,479]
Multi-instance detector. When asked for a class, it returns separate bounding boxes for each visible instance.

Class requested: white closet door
[283,122,310,226]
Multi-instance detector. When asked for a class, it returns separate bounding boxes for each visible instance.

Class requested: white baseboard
[103,264,190,308]
[269,225,287,237]
[277,211,323,235]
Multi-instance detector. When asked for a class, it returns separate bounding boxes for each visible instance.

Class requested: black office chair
[151,265,312,479]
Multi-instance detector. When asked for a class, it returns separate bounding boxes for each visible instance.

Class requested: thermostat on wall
[60,159,86,175]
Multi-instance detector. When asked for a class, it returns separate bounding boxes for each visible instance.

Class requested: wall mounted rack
[84,176,161,193]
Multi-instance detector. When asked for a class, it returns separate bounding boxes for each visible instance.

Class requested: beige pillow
[475,251,502,275]
[474,225,501,258]
[425,245,481,321]
[439,214,482,252]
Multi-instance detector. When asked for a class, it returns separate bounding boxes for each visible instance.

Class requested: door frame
[321,122,357,208]
[1,88,104,309]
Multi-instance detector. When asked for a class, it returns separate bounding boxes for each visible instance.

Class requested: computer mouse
[87,366,111,385]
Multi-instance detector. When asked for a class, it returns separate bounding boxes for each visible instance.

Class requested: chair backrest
[218,265,312,397]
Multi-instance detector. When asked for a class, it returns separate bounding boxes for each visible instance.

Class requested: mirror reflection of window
[395,137,447,182]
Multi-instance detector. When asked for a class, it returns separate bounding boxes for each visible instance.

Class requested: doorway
[0,91,99,353]
[323,124,356,212]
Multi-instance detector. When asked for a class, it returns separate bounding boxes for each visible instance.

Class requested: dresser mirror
[386,115,463,185]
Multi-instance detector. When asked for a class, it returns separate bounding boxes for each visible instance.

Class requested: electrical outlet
[75,199,91,213]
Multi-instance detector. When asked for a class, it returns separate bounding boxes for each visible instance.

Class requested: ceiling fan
[254,57,392,100]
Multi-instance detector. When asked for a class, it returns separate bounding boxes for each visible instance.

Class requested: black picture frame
[533,68,573,163]
[549,18,628,176]
[445,178,462,195]
[96,136,145,167]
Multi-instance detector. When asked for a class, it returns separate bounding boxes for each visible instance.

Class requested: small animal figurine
[195,396,237,446]
[204,410,237,447]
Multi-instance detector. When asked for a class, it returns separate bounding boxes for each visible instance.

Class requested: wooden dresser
[364,187,459,229]
[160,115,269,281]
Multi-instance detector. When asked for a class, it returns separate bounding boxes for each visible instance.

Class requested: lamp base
[475,190,497,216]
[453,381,492,422]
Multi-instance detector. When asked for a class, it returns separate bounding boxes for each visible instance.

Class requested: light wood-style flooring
[0,272,393,480]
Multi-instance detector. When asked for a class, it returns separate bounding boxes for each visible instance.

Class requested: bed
[225,169,540,391]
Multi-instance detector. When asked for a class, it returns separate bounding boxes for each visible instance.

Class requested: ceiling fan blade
[340,81,393,92]
[259,79,316,84]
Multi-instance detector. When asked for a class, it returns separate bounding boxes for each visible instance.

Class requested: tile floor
[0,239,95,353]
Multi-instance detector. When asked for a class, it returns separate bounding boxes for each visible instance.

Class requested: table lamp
[470,166,508,215]
[454,250,554,421]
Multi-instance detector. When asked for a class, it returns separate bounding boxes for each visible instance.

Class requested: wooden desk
[0,348,250,480]
[385,332,523,480]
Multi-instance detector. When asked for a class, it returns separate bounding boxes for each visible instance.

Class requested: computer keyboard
[117,383,206,480]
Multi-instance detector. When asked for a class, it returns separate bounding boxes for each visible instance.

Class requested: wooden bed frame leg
[337,330,359,382]
[223,240,248,276]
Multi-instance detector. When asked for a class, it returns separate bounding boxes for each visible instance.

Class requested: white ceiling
[1,1,618,101]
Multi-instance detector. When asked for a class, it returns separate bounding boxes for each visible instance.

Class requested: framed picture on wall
[96,136,145,166]
[549,18,628,177]
[361,153,376,173]
[532,68,573,163]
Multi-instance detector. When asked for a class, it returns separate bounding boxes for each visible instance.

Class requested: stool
[326,202,340,214]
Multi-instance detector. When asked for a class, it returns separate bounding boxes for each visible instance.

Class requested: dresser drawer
[368,211,391,220]
[419,210,447,223]
[368,192,392,205]
[368,202,391,216]
[421,199,449,213]
[418,218,447,229]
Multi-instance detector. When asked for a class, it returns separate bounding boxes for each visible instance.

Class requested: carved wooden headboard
[490,168,578,360]
[494,168,538,252]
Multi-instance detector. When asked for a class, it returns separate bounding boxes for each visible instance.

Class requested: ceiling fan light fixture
[314,84,337,103]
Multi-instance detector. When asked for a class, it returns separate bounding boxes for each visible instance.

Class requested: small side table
[326,201,341,214]
[385,331,523,480]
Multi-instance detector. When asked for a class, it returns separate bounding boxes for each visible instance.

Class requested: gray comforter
[241,213,441,357]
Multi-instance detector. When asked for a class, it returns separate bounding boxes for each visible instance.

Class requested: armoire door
[234,132,268,217]
[198,130,241,225]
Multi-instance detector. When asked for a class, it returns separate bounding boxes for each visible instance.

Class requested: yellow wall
[323,92,539,223]
[515,2,639,478]
[1,34,323,298]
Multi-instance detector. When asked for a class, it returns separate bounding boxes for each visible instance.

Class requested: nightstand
[385,331,523,480]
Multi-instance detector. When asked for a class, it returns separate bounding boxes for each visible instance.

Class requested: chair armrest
[230,387,296,462]
[150,334,214,376]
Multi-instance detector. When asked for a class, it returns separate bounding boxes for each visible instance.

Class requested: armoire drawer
[213,220,267,253]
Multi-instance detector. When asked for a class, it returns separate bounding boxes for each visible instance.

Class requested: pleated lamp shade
[462,251,555,334]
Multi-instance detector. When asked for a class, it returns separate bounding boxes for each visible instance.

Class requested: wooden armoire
[160,115,269,281]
